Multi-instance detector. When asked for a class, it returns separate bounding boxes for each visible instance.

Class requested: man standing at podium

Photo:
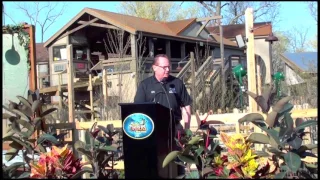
[134,54,192,130]
[134,54,192,177]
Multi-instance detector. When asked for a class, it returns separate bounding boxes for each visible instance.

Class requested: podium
[119,102,177,179]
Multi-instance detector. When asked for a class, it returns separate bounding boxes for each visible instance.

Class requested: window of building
[53,45,67,61]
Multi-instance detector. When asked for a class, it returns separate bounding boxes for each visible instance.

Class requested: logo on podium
[123,113,155,140]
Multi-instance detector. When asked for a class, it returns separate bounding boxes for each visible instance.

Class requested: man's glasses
[155,65,170,70]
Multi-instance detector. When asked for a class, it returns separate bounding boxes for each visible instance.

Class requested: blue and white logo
[123,113,154,140]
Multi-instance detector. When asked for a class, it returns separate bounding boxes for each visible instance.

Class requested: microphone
[159,79,174,178]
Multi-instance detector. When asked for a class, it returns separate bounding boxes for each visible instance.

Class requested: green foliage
[2,89,63,178]
[240,92,318,178]
[117,2,202,21]
[74,122,123,178]
[163,125,222,178]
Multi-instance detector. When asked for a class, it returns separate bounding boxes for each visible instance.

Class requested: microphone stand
[160,81,173,178]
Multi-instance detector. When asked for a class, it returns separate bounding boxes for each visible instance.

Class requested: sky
[3,1,317,44]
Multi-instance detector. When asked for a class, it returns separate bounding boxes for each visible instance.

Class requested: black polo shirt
[134,75,192,122]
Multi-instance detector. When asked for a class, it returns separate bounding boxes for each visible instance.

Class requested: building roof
[44,8,237,48]
[36,43,49,62]
[206,22,272,39]
[282,52,317,73]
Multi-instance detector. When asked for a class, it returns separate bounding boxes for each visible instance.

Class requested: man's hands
[181,105,191,129]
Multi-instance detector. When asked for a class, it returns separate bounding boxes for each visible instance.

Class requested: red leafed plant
[30,144,84,179]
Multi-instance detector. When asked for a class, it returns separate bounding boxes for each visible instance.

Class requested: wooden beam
[77,20,120,30]
[196,16,222,22]
[28,25,37,92]
[190,52,196,112]
[66,44,75,122]
[102,68,108,119]
[196,19,210,37]
[245,8,258,113]
[59,18,98,40]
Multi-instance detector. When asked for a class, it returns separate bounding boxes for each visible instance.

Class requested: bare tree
[14,2,66,42]
[286,26,310,53]
[307,1,318,24]
[197,1,280,25]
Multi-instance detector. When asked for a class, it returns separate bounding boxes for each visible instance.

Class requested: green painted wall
[2,33,29,105]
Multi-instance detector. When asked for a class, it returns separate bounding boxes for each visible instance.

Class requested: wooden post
[245,8,258,113]
[28,25,37,92]
[190,52,196,112]
[256,55,262,111]
[67,44,75,121]
[88,73,94,121]
[102,68,108,120]
[66,44,78,156]
[219,18,225,112]
[58,73,62,119]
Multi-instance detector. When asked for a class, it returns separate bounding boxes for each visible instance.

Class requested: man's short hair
[153,54,170,65]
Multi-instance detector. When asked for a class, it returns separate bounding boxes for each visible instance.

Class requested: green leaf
[188,136,201,145]
[3,131,15,139]
[70,167,93,179]
[267,147,284,156]
[178,154,195,164]
[274,171,287,178]
[283,152,301,173]
[238,113,264,123]
[16,95,32,109]
[38,144,46,153]
[9,141,23,149]
[17,171,31,179]
[255,151,270,157]
[16,119,34,132]
[98,146,118,152]
[3,162,25,172]
[279,113,294,142]
[185,129,193,137]
[162,151,180,168]
[223,166,230,176]
[77,148,93,160]
[2,105,16,115]
[12,109,31,122]
[247,133,269,144]
[33,117,42,129]
[277,103,294,117]
[40,108,57,117]
[107,124,114,133]
[295,120,317,131]
[3,113,13,119]
[264,128,281,148]
[31,100,41,113]
[182,145,192,155]
[287,137,302,150]
[37,133,59,145]
[74,140,86,150]
[298,144,318,153]
[305,163,317,169]
[11,136,32,152]
[251,119,268,129]
[265,111,278,128]
[5,148,19,161]
[195,147,204,157]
